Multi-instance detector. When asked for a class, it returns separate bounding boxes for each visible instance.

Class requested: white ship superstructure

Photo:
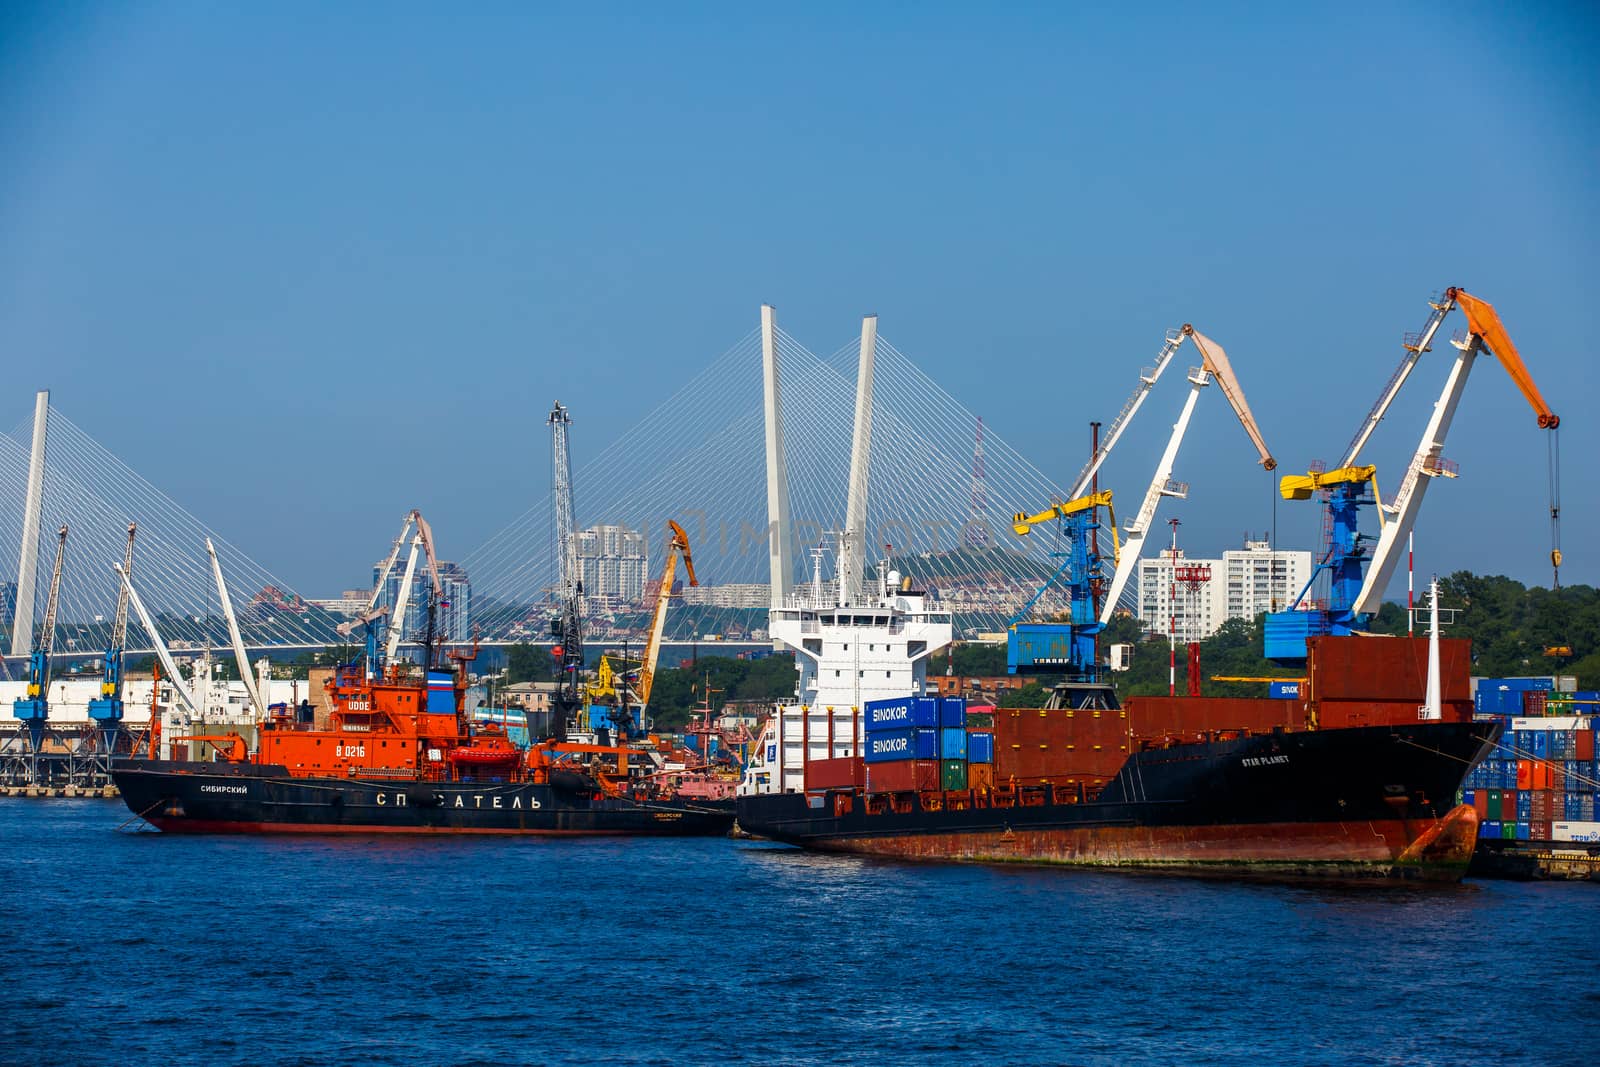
[738,307,953,796]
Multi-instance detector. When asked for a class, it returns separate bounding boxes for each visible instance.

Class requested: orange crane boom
[1449,288,1559,428]
[635,520,698,710]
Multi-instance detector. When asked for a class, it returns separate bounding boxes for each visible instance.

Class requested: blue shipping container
[1462,788,1476,806]
[1482,820,1502,839]
[938,697,966,728]
[939,727,968,761]
[1268,681,1301,699]
[864,728,938,763]
[864,697,938,732]
[1531,732,1550,759]
[1567,794,1584,821]
[1517,792,1533,819]
[969,732,994,764]
[1515,821,1531,841]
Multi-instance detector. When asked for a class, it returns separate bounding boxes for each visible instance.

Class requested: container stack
[1472,676,1594,720]
[862,695,992,794]
[1463,715,1600,844]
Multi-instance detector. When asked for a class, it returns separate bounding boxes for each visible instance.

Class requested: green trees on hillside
[644,654,799,731]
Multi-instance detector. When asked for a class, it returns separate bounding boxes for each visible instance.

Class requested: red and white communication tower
[1173,554,1212,698]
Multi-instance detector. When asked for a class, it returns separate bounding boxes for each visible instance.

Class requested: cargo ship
[736,633,1498,881]
[733,305,1492,880]
[113,659,735,836]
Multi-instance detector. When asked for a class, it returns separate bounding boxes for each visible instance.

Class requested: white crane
[1098,325,1276,623]
[1350,288,1558,615]
[206,538,268,715]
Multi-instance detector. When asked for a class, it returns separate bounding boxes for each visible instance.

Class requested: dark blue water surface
[5,801,1598,1067]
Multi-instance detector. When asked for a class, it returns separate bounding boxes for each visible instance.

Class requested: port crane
[350,509,447,672]
[12,525,69,768]
[206,537,269,715]
[1001,328,1194,680]
[1006,491,1118,678]
[1266,288,1560,660]
[1096,325,1277,624]
[548,401,585,737]
[116,562,204,757]
[1003,323,1272,681]
[631,519,698,730]
[86,523,137,758]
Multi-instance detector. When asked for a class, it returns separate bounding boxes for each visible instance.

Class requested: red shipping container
[1517,760,1532,790]
[1531,821,1552,842]
[1550,767,1565,793]
[1472,791,1489,819]
[804,756,863,791]
[865,759,939,794]
[1531,791,1552,820]
[1578,730,1596,762]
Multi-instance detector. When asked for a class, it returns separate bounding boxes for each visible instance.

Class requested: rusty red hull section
[803,808,1481,881]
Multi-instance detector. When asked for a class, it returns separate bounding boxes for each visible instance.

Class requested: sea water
[4,801,1597,1066]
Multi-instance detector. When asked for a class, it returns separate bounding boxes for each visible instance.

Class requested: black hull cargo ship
[116,759,735,836]
[737,720,1496,881]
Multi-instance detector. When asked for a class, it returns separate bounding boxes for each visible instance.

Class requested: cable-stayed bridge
[1,315,1131,667]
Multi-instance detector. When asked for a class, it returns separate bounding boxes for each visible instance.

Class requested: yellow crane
[635,520,698,711]
[1011,490,1120,555]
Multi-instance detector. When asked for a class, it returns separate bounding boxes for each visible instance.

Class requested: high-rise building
[1137,539,1311,640]
[372,560,472,643]
[577,524,648,609]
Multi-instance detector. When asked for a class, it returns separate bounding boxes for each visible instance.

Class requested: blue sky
[2,3,1596,597]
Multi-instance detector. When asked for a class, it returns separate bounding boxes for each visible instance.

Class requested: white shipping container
[1511,717,1595,731]
[1551,821,1600,844]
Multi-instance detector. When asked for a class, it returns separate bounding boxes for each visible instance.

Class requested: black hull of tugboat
[113,760,735,836]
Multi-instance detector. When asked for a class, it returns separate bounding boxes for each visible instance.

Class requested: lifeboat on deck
[448,730,522,771]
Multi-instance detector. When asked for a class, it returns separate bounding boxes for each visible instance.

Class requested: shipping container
[1578,729,1596,762]
[965,713,996,730]
[1482,820,1502,840]
[941,759,968,791]
[804,756,864,791]
[864,728,938,763]
[938,697,967,728]
[1487,789,1504,822]
[863,696,939,732]
[1552,821,1600,843]
[865,759,939,793]
[968,732,994,764]
[1531,821,1552,842]
[1472,790,1490,819]
[1515,821,1531,841]
[968,762,994,791]
[939,727,968,761]
[1518,791,1535,820]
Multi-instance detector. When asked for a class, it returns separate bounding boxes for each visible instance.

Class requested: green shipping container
[941,759,968,791]
[1488,789,1504,821]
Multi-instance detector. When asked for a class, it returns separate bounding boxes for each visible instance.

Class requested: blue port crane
[1265,288,1561,662]
[12,525,69,759]
[1006,491,1119,680]
[86,523,137,753]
